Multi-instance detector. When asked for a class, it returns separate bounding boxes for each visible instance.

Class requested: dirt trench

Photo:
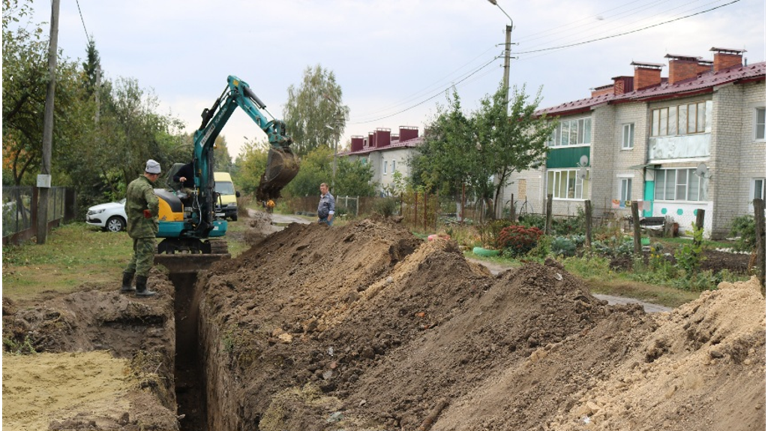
[2,214,766,430]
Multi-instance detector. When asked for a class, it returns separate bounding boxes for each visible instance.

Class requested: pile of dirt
[2,269,180,430]
[197,217,765,430]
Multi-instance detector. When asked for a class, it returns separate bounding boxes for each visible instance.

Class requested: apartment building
[507,47,765,238]
[342,126,422,194]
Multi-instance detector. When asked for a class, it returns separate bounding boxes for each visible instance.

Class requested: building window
[654,168,706,201]
[392,160,397,172]
[620,178,632,201]
[547,169,590,199]
[651,101,712,137]
[383,159,387,175]
[752,178,766,201]
[757,108,766,140]
[548,117,592,147]
[622,123,634,149]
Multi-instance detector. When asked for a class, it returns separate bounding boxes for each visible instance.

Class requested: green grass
[2,220,252,301]
[3,223,134,300]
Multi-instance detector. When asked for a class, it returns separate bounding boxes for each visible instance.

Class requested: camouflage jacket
[125,175,159,238]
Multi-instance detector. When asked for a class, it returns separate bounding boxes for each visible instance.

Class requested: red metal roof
[340,136,424,156]
[540,61,765,116]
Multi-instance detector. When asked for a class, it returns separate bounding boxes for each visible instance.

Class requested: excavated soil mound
[2,268,179,430]
[197,217,765,430]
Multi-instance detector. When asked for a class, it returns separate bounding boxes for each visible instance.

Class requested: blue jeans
[319,217,333,226]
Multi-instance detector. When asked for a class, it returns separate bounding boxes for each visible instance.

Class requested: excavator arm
[192,75,300,237]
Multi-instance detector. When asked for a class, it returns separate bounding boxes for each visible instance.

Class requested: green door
[643,181,654,217]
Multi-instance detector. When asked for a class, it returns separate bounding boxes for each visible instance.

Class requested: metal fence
[2,186,73,244]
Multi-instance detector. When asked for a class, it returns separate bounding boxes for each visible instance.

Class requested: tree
[474,85,556,216]
[282,145,333,198]
[232,139,268,196]
[283,65,349,156]
[213,135,233,172]
[334,157,376,197]
[82,39,100,96]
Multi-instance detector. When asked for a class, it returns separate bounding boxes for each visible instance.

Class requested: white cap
[145,159,161,174]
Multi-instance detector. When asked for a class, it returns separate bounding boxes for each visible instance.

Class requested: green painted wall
[546,146,591,169]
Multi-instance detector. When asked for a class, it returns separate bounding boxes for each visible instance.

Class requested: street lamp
[487,0,513,103]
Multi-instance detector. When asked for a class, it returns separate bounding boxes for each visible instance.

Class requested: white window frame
[651,101,712,137]
[622,123,635,149]
[654,168,706,202]
[548,117,592,147]
[547,168,590,200]
[383,159,387,175]
[756,107,766,141]
[619,177,632,201]
[392,160,397,173]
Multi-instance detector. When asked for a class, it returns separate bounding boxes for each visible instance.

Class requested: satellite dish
[577,166,587,180]
[696,163,708,177]
[579,155,589,167]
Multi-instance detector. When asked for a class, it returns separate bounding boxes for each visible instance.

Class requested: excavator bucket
[256,147,300,201]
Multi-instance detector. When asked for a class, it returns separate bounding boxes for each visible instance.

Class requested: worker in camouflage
[121,159,161,297]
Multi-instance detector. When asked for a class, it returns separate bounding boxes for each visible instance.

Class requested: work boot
[135,275,156,297]
[120,272,135,294]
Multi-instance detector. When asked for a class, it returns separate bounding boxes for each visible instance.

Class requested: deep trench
[170,272,208,431]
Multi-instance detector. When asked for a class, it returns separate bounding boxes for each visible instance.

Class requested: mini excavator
[154,75,299,272]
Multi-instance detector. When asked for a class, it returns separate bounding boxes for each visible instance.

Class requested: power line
[513,0,740,55]
[350,56,501,125]
[75,0,89,41]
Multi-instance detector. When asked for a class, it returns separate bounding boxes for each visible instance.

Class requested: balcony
[648,134,710,161]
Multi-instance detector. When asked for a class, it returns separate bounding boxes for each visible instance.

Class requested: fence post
[423,190,428,232]
[399,193,403,217]
[414,191,418,227]
[754,199,765,293]
[585,200,592,249]
[694,209,706,247]
[509,193,515,222]
[461,183,465,224]
[545,194,553,235]
[631,201,641,253]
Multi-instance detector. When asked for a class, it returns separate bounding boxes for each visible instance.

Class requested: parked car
[86,198,127,232]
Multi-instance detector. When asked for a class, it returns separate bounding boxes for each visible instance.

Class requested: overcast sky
[26,0,767,161]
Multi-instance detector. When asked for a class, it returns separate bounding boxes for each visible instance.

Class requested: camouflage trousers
[125,237,156,277]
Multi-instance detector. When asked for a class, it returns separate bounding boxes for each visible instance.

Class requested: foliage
[528,234,552,260]
[562,254,613,280]
[550,236,576,257]
[383,170,407,197]
[476,219,512,248]
[674,223,706,280]
[232,139,269,196]
[472,84,556,217]
[373,197,398,218]
[282,146,333,198]
[517,213,546,230]
[334,156,376,197]
[552,208,586,236]
[496,225,543,257]
[412,85,555,220]
[729,214,756,252]
[283,64,349,157]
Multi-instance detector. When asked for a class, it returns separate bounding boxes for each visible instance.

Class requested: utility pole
[487,0,513,103]
[37,0,60,245]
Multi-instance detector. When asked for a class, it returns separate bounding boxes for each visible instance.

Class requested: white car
[86,198,127,232]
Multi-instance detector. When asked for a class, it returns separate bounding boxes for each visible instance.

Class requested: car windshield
[215,182,235,195]
[119,198,126,204]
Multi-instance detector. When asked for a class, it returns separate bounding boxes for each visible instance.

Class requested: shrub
[528,235,552,260]
[373,197,398,217]
[551,236,576,257]
[674,223,706,279]
[517,213,546,230]
[729,215,756,252]
[496,225,543,257]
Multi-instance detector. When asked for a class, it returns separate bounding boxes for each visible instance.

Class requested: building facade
[342,126,423,195]
[507,47,765,238]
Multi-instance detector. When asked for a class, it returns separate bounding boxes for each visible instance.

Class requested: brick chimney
[666,54,701,84]
[697,60,713,75]
[611,76,634,95]
[399,126,419,142]
[374,128,391,148]
[711,47,745,72]
[631,61,664,90]
[590,84,613,98]
[367,132,374,148]
[351,136,364,152]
